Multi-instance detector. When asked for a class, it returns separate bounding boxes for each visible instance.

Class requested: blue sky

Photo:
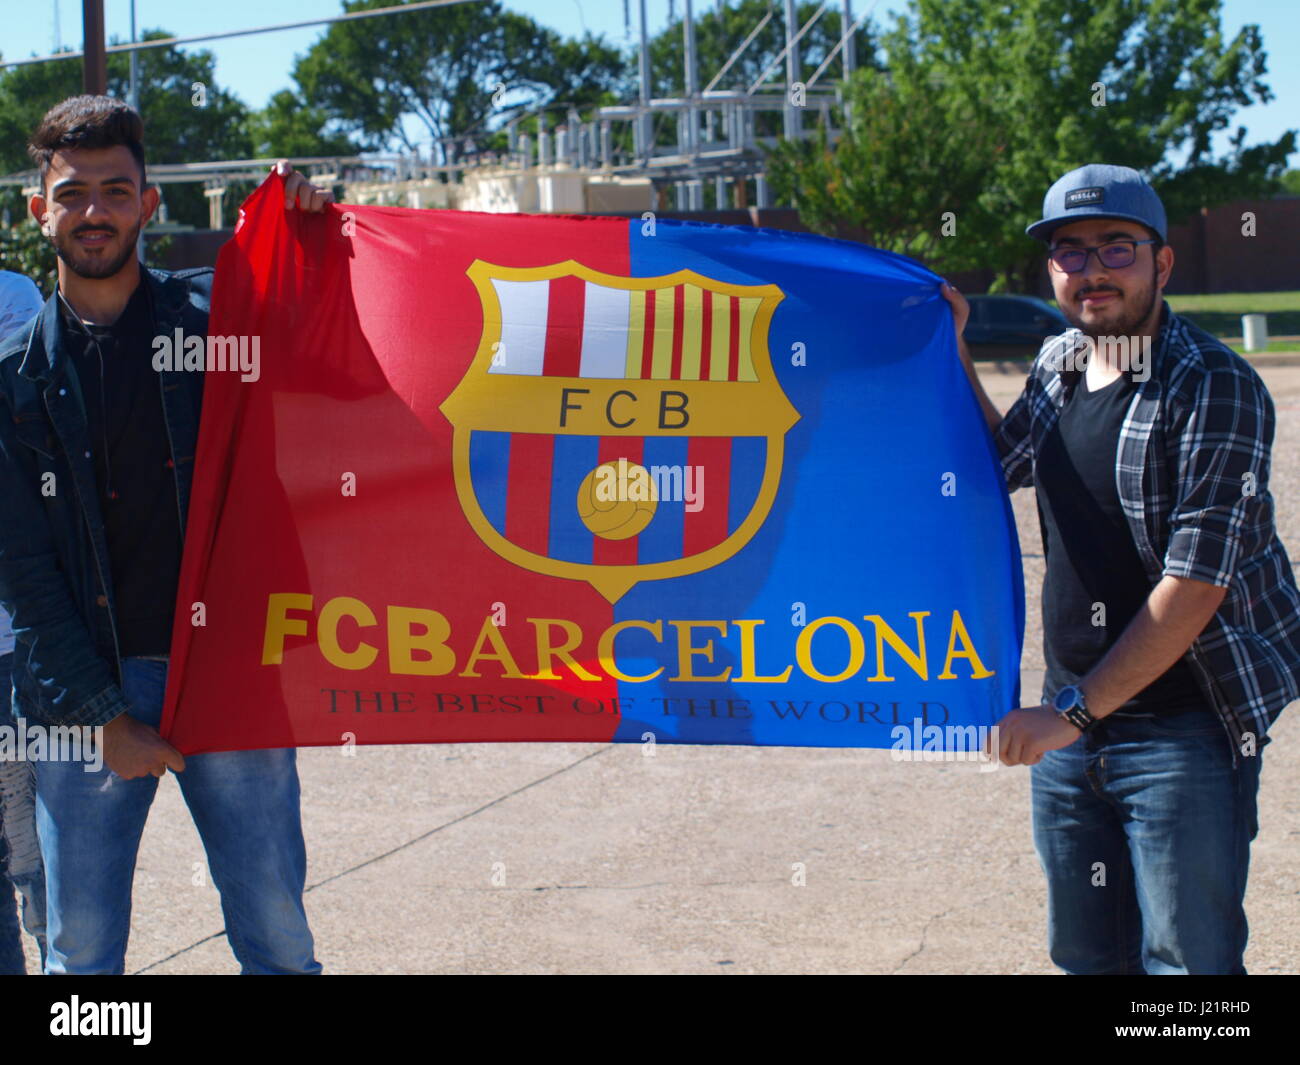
[3,0,1295,165]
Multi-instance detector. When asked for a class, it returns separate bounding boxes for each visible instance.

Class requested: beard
[1060,258,1160,341]
[48,217,141,280]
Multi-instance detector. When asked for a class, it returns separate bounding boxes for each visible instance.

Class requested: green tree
[292,0,625,162]
[245,89,357,158]
[0,50,81,174]
[0,220,57,296]
[504,31,627,141]
[767,61,1002,272]
[0,31,253,228]
[768,0,1296,291]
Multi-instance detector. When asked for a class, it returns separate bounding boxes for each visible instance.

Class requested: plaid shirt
[995,301,1300,763]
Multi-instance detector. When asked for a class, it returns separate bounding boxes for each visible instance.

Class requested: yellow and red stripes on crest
[488,276,761,382]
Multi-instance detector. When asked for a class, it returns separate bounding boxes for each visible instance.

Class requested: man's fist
[941,281,970,338]
[987,705,1081,766]
[273,160,334,213]
[102,713,186,780]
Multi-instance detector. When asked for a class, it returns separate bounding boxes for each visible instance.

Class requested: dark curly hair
[28,95,146,190]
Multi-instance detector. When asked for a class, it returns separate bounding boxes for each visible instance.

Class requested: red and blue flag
[162,174,1024,753]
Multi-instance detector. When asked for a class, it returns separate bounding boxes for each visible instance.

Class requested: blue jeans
[1030,707,1262,975]
[33,657,320,974]
[0,651,48,975]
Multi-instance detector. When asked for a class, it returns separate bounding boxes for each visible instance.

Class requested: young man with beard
[0,95,333,974]
[944,164,1300,974]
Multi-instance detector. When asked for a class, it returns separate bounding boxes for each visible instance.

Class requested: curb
[973,351,1300,373]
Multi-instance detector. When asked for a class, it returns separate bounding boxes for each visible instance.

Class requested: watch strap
[1054,685,1099,733]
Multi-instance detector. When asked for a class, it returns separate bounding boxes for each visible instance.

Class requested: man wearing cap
[945,164,1300,975]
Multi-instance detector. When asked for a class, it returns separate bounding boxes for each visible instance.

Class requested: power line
[1,0,487,70]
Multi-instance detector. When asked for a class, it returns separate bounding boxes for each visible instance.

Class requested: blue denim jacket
[0,266,213,727]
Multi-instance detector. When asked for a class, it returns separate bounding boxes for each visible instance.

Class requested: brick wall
[1164,197,1300,294]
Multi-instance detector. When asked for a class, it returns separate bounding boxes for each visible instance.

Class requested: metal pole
[683,0,698,156]
[808,10,862,84]
[749,2,827,93]
[842,0,856,80]
[82,0,106,94]
[783,0,802,139]
[129,0,140,109]
[638,0,652,161]
[808,5,870,86]
[129,0,144,258]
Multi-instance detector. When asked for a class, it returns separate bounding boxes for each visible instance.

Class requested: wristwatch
[1052,685,1099,733]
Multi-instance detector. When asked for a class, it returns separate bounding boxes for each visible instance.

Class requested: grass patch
[1165,291,1300,338]
[1225,340,1300,356]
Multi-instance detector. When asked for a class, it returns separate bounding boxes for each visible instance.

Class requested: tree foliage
[245,89,357,159]
[292,0,625,161]
[0,32,251,228]
[768,0,1296,291]
[0,220,58,296]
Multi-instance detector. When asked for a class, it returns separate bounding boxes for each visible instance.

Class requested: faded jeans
[1031,706,1262,975]
[34,656,320,974]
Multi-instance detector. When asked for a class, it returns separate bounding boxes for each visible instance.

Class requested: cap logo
[1065,187,1105,208]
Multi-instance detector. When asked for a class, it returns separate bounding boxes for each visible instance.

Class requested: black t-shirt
[1037,369,1206,716]
[64,281,183,657]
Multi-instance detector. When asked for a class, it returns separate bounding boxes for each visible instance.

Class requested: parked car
[963,294,1070,360]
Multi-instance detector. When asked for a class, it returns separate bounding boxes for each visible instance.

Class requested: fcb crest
[439,260,799,602]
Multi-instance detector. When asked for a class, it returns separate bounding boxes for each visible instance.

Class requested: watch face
[1053,686,1078,712]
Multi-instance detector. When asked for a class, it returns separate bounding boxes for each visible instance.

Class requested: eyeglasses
[1047,239,1158,273]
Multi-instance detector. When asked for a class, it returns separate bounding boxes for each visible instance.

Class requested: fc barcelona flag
[161,173,1024,754]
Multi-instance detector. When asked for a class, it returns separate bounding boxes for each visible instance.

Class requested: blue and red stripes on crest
[467,432,766,565]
